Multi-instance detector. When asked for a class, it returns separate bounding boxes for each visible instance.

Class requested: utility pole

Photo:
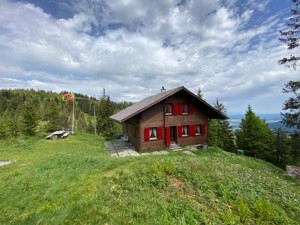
[72,93,75,134]
[94,104,97,135]
[102,88,106,99]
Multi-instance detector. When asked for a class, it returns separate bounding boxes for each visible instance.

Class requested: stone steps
[169,143,183,152]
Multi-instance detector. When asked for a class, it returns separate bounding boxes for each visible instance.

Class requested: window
[165,104,173,115]
[182,125,189,136]
[145,127,163,141]
[149,127,158,140]
[182,104,189,114]
[195,124,201,135]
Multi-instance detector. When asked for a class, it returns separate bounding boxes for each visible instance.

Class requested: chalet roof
[110,86,227,122]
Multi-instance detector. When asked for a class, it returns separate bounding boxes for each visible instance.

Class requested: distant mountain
[228,113,296,133]
[228,113,281,120]
[266,121,297,133]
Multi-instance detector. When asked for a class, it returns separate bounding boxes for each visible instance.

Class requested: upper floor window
[182,104,189,114]
[165,103,173,115]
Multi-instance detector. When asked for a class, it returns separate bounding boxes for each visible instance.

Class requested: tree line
[207,100,299,169]
[202,78,299,168]
[0,89,131,139]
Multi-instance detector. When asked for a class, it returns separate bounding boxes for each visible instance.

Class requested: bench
[121,135,129,142]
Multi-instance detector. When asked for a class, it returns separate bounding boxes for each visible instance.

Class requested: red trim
[189,125,195,136]
[178,103,182,115]
[165,127,171,147]
[178,126,182,137]
[201,124,206,135]
[189,104,193,115]
[158,127,163,139]
[144,128,150,141]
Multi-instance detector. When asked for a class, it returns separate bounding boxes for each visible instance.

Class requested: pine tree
[45,99,62,132]
[20,100,37,136]
[60,105,71,130]
[208,119,222,147]
[3,110,19,138]
[0,110,18,139]
[281,81,300,130]
[0,97,8,112]
[96,92,117,137]
[85,116,95,134]
[273,128,292,168]
[77,111,87,131]
[278,0,300,69]
[208,99,235,152]
[197,87,204,99]
[236,105,275,161]
[290,133,300,166]
[0,115,7,139]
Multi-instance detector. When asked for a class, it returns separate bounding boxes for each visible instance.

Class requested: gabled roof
[110,86,228,122]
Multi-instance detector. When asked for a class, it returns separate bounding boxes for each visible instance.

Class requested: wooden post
[94,104,97,135]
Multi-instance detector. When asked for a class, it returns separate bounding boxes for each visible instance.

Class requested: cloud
[0,0,298,113]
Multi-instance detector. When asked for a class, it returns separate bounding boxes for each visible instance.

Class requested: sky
[0,0,299,114]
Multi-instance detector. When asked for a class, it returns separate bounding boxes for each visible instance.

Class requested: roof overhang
[110,86,228,123]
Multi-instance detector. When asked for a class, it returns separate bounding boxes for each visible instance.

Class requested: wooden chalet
[110,86,227,152]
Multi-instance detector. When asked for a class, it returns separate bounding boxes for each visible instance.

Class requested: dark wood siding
[135,93,208,152]
[123,118,139,150]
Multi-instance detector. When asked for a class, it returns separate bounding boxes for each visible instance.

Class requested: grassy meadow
[0,133,299,224]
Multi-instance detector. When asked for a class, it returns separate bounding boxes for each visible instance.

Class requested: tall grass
[0,134,299,224]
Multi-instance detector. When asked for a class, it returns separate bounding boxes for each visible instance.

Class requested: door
[170,126,177,143]
[165,127,171,147]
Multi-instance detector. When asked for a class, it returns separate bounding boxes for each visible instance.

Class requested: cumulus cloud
[0,0,298,113]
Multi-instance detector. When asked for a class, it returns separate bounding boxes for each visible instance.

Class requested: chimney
[161,86,166,93]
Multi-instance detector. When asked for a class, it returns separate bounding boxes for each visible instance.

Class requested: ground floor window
[149,127,158,140]
[195,124,201,135]
[144,127,163,141]
[182,125,189,136]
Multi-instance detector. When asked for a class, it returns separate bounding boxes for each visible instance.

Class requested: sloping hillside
[0,133,299,224]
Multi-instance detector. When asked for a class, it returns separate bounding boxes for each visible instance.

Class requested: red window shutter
[189,104,193,115]
[178,103,182,115]
[201,124,206,135]
[165,127,171,147]
[144,128,150,141]
[173,103,178,115]
[158,127,163,139]
[178,126,182,137]
[189,125,195,136]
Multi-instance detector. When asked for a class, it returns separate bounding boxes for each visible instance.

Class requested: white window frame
[182,104,189,115]
[149,127,158,140]
[182,125,189,137]
[165,104,173,115]
[195,124,201,136]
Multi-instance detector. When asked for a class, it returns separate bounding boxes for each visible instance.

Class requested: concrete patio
[105,139,197,157]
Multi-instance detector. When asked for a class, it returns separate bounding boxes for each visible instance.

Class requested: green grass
[0,133,299,224]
